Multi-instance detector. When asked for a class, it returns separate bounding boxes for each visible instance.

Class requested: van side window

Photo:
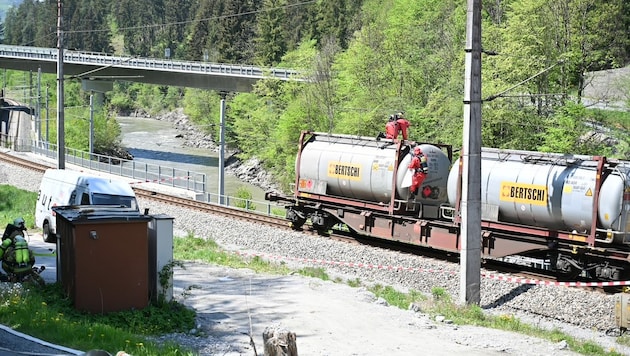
[80,193,90,205]
[69,190,77,204]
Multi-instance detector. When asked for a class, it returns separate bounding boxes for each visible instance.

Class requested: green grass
[0,185,37,229]
[0,185,628,355]
[419,287,624,355]
[589,109,630,131]
[0,284,195,355]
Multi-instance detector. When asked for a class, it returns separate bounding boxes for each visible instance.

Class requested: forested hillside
[2,0,629,189]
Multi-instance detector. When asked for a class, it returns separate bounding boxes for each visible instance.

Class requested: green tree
[565,0,630,100]
[182,88,221,141]
[538,102,589,154]
[67,0,112,52]
[158,0,194,59]
[4,0,37,46]
[255,0,287,66]
[313,0,347,49]
[183,0,219,61]
[214,0,259,63]
[283,0,316,52]
[112,0,160,56]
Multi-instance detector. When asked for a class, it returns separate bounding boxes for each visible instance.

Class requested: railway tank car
[266,130,630,281]
[446,148,630,243]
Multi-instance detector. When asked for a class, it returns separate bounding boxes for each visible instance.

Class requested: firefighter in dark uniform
[1,217,35,280]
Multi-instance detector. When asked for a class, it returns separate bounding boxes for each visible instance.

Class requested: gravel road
[1,150,630,356]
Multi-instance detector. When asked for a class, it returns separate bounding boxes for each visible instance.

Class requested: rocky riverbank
[131,108,282,193]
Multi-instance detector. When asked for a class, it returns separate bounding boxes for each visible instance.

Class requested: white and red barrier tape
[235,251,630,288]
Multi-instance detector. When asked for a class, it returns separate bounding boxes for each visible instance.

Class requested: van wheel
[42,222,56,243]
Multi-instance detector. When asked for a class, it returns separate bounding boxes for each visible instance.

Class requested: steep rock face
[157,109,217,150]
[225,157,281,193]
[583,65,630,103]
[94,146,134,164]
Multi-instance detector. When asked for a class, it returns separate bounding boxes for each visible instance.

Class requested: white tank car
[297,133,451,204]
[447,148,630,242]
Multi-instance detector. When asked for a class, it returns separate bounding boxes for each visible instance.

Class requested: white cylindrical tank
[447,149,630,233]
[298,134,451,204]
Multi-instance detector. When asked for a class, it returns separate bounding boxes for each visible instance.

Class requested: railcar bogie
[286,207,307,229]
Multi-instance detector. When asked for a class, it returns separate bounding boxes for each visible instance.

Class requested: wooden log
[263,326,298,356]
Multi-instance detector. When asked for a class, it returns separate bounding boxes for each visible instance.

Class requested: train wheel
[554,254,581,281]
[310,211,334,235]
[286,208,306,230]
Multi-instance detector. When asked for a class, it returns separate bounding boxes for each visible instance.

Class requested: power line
[65,0,317,35]
[18,0,317,47]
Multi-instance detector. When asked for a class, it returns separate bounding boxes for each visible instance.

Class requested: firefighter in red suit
[385,115,398,139]
[394,112,410,140]
[408,146,428,197]
[384,112,411,140]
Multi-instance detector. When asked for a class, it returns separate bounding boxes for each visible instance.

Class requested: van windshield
[92,193,138,210]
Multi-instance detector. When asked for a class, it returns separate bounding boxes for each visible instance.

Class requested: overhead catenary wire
[483,61,563,102]
[70,1,317,36]
[18,0,317,48]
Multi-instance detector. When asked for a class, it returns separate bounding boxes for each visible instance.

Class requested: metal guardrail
[30,140,207,193]
[0,44,303,81]
[1,135,286,216]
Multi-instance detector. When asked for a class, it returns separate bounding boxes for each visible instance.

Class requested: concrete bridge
[0,44,304,93]
[0,44,306,151]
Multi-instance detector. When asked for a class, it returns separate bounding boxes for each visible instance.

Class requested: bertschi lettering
[335,164,360,177]
[510,186,546,201]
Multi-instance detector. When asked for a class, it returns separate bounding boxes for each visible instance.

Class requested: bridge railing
[0,44,304,81]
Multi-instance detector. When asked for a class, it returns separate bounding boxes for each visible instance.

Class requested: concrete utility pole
[218,91,227,205]
[56,0,65,169]
[460,0,483,305]
[37,67,41,145]
[45,85,49,146]
[89,92,94,154]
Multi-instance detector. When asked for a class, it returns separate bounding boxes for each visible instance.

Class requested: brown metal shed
[53,205,152,314]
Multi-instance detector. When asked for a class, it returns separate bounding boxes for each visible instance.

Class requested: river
[116,116,268,202]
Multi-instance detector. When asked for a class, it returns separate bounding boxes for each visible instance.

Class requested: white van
[35,168,139,243]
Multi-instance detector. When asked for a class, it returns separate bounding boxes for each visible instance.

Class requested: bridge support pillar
[81,80,113,106]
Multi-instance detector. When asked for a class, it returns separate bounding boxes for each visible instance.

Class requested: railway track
[0,150,349,239]
[0,150,618,293]
[0,150,291,229]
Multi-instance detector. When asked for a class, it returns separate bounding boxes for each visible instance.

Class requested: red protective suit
[385,120,398,139]
[384,118,411,140]
[396,118,410,140]
[408,152,428,195]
